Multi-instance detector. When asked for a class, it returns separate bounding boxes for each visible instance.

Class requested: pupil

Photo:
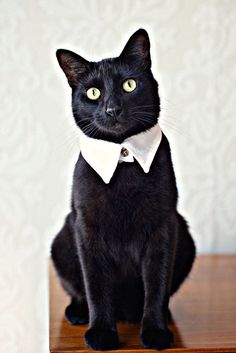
[128,81,131,87]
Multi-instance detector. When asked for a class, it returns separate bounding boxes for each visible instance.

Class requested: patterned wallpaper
[0,0,236,352]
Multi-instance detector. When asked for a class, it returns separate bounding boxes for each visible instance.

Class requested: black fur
[51,29,196,351]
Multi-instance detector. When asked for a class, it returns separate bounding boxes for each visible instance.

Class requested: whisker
[160,114,188,131]
[129,111,157,118]
[88,125,100,139]
[130,115,157,126]
[160,121,183,136]
[160,121,190,140]
[82,124,95,136]
[129,104,157,111]
[131,114,154,121]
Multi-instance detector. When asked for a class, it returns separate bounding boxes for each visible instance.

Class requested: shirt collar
[78,123,162,184]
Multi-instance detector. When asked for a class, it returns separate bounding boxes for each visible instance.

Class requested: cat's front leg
[77,235,119,351]
[141,220,177,350]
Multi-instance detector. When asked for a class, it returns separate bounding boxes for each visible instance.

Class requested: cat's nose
[105,107,122,118]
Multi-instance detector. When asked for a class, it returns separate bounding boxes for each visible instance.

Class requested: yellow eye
[122,79,136,93]
[87,87,101,100]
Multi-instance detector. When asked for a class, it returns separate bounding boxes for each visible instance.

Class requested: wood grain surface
[49,255,236,352]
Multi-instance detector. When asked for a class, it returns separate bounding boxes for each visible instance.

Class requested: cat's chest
[74,157,170,226]
[73,165,157,255]
[76,154,157,197]
[73,135,177,225]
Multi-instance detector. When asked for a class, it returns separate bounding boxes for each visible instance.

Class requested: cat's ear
[56,49,90,87]
[120,28,151,68]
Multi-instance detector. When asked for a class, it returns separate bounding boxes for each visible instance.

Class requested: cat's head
[56,29,160,143]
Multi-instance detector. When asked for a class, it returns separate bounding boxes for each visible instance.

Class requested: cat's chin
[90,121,131,141]
[96,122,126,135]
[78,120,156,143]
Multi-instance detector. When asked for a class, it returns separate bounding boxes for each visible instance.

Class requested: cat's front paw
[141,327,174,350]
[84,327,119,351]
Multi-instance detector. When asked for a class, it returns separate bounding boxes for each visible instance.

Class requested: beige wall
[1,0,236,352]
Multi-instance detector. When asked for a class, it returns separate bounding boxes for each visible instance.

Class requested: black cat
[51,29,196,351]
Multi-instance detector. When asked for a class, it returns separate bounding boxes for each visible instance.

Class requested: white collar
[78,123,162,184]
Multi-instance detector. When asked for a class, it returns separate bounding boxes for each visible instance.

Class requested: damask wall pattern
[0,0,235,352]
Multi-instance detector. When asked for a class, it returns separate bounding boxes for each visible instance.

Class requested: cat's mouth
[94,120,127,134]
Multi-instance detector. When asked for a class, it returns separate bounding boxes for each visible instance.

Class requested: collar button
[121,147,129,157]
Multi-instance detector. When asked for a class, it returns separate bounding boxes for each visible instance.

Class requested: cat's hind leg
[170,212,196,295]
[51,212,89,324]
[65,297,88,325]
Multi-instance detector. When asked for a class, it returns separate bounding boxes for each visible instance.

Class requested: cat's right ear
[56,49,90,88]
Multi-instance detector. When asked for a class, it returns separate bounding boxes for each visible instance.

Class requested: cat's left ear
[119,28,151,69]
[56,49,90,88]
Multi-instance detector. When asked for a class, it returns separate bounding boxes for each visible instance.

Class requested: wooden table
[49,255,236,352]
